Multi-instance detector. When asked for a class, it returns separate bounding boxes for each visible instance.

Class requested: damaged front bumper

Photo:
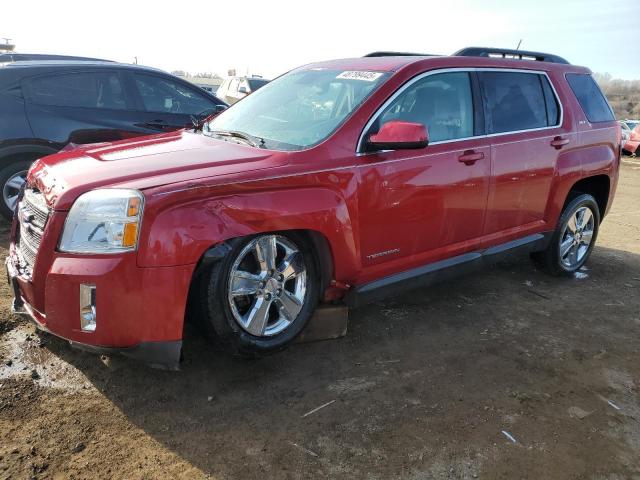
[6,255,183,371]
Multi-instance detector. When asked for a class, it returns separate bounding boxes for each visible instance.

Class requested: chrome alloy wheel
[3,170,27,212]
[559,206,595,269]
[227,235,307,337]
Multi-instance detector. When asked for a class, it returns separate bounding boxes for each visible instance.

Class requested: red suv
[6,47,620,369]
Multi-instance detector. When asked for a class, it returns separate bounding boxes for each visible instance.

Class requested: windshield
[205,69,389,150]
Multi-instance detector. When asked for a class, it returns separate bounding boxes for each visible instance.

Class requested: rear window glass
[540,76,560,126]
[29,72,126,110]
[479,72,551,134]
[566,73,615,123]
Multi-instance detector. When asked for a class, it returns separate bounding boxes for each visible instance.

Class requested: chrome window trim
[356,67,564,153]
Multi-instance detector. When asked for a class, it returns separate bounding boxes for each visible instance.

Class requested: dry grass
[595,73,640,119]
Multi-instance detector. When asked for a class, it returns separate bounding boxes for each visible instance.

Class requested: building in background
[0,38,15,54]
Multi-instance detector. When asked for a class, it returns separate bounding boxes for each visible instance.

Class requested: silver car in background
[216,76,270,105]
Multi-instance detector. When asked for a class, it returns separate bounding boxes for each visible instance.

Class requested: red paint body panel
[8,55,620,352]
[356,137,491,277]
[369,120,428,145]
[623,125,640,153]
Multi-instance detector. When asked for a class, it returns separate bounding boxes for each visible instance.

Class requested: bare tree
[595,73,640,119]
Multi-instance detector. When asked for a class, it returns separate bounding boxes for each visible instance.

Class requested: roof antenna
[516,39,523,51]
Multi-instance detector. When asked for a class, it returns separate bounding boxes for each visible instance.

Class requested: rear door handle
[458,150,484,165]
[550,136,570,149]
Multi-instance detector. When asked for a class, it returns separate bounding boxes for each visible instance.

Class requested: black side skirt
[346,232,552,308]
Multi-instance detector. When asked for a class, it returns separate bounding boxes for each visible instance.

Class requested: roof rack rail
[364,51,435,58]
[454,47,569,65]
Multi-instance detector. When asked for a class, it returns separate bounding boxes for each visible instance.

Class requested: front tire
[198,233,319,356]
[535,194,600,275]
[0,160,32,220]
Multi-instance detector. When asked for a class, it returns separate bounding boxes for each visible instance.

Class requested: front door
[357,71,490,272]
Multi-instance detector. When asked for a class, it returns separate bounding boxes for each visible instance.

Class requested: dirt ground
[1,160,640,480]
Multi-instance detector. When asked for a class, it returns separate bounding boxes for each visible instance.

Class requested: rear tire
[534,194,600,276]
[197,232,319,356]
[0,160,32,220]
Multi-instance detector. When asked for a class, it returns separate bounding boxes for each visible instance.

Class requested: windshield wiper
[191,105,228,131]
[208,130,266,148]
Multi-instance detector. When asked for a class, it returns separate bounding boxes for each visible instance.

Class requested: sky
[2,0,638,80]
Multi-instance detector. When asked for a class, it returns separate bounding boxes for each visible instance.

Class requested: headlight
[59,189,144,254]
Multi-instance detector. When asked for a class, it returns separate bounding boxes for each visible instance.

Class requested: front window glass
[206,69,389,151]
[373,72,474,142]
[133,73,215,115]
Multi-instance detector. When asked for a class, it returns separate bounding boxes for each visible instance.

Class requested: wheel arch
[190,228,336,303]
[566,174,610,221]
[0,144,59,164]
[138,185,360,292]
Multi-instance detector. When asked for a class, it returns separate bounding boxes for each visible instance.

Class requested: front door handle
[550,136,570,149]
[458,150,484,165]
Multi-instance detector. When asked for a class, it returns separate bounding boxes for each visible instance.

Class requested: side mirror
[238,86,249,95]
[367,120,428,150]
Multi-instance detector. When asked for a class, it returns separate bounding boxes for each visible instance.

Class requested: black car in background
[0,61,228,218]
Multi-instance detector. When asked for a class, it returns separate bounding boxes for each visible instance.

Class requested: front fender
[137,180,361,283]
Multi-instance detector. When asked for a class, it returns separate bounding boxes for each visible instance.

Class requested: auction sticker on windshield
[336,71,384,82]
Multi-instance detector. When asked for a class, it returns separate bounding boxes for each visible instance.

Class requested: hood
[28,130,288,210]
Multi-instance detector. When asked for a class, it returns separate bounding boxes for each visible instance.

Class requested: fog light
[79,284,96,332]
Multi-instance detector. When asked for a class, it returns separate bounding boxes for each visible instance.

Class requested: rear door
[23,69,149,146]
[126,71,225,131]
[357,70,491,269]
[478,70,571,236]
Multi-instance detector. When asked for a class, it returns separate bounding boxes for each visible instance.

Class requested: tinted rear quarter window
[479,72,551,134]
[566,73,614,123]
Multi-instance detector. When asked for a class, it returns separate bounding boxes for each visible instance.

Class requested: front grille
[16,188,50,272]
